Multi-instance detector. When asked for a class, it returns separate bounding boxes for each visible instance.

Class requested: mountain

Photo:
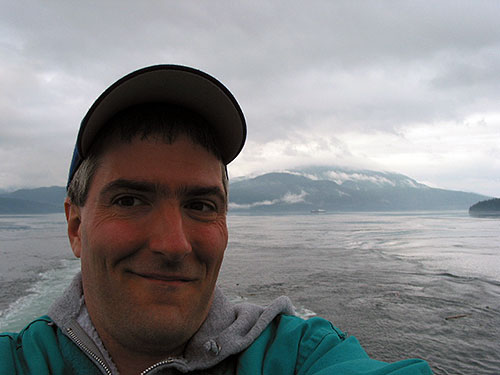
[2,186,66,206]
[469,198,500,217]
[228,166,490,213]
[0,186,66,214]
[0,167,491,214]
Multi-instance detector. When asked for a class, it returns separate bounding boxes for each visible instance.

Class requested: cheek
[191,221,228,271]
[82,219,147,263]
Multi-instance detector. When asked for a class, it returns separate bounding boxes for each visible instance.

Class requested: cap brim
[77,64,246,165]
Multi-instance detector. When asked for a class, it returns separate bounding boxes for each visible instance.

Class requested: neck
[99,329,186,375]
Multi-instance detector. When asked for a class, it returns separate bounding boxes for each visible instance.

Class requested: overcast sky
[1,1,499,196]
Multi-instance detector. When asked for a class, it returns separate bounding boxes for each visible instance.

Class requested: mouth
[130,271,196,284]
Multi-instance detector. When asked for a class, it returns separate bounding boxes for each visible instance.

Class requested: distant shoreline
[468,198,500,218]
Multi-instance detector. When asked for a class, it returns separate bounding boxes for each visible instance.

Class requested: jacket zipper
[140,358,175,375]
[66,327,113,375]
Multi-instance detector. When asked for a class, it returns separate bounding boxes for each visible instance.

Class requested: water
[0,212,499,374]
[0,213,80,328]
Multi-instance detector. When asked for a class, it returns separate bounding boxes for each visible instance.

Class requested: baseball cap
[67,64,247,188]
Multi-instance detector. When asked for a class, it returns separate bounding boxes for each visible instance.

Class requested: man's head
[67,65,245,190]
[64,65,246,363]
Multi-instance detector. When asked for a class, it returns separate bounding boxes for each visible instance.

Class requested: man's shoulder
[259,313,347,349]
[0,316,56,344]
[0,316,99,375]
[0,316,61,373]
[238,314,347,372]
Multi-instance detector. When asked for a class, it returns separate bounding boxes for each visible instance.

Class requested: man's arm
[237,314,432,374]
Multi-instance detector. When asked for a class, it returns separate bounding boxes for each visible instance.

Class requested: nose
[148,203,192,260]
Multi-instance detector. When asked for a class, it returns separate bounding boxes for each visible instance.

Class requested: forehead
[93,135,224,188]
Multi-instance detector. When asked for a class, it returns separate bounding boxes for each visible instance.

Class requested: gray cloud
[1,0,499,195]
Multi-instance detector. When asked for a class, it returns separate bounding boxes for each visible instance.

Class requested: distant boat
[310,209,326,214]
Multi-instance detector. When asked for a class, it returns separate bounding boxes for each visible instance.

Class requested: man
[0,65,432,374]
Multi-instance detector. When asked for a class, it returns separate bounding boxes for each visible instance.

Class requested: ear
[65,197,83,258]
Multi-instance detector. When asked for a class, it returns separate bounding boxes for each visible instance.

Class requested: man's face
[66,135,228,356]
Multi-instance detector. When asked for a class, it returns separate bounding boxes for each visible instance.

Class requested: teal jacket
[1,315,431,374]
[1,275,431,374]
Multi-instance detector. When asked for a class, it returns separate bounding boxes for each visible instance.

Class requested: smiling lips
[131,271,196,283]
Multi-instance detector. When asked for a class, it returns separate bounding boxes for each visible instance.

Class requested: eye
[113,196,144,207]
[185,201,217,212]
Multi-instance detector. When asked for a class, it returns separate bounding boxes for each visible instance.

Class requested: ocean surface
[0,211,499,374]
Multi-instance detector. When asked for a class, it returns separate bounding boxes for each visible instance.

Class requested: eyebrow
[99,179,226,203]
[99,179,158,198]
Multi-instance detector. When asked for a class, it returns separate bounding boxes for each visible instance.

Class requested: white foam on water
[0,258,80,332]
[295,306,317,320]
